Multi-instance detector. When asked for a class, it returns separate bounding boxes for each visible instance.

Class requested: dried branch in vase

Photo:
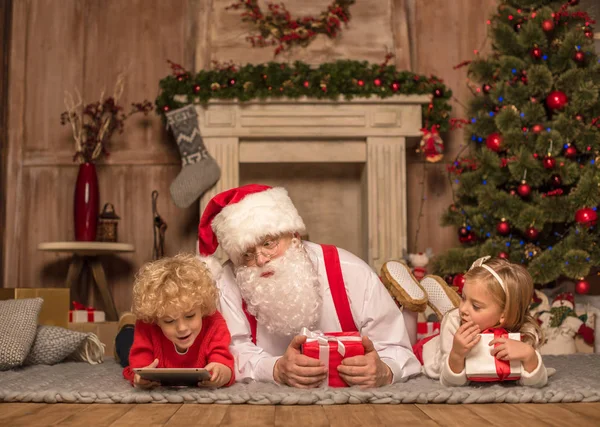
[61,74,153,164]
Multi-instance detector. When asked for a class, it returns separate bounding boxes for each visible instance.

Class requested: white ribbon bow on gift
[300,328,362,386]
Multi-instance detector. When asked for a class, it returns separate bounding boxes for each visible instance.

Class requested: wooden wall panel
[4,0,503,311]
[0,0,11,286]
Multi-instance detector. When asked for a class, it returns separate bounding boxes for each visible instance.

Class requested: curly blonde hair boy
[132,253,218,322]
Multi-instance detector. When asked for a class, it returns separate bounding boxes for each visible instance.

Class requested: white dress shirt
[217,241,422,384]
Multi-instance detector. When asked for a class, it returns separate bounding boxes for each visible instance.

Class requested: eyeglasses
[241,237,281,266]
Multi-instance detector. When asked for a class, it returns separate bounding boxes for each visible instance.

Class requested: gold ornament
[211,82,221,91]
[243,81,253,91]
[524,243,540,260]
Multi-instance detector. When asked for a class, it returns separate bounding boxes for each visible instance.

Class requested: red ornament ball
[543,155,556,169]
[486,133,503,152]
[514,22,523,32]
[374,78,382,87]
[546,91,568,110]
[575,114,583,121]
[542,19,555,32]
[391,82,400,92]
[564,145,577,158]
[466,232,477,243]
[303,81,310,88]
[551,174,562,188]
[498,252,509,260]
[517,181,531,198]
[574,51,585,63]
[228,78,236,86]
[458,227,470,238]
[532,124,543,133]
[433,88,444,98]
[585,30,594,39]
[162,105,170,112]
[575,207,598,227]
[525,226,539,241]
[357,79,365,87]
[482,84,492,94]
[497,219,511,236]
[575,279,590,295]
[530,47,543,60]
[193,84,201,93]
[452,274,466,294]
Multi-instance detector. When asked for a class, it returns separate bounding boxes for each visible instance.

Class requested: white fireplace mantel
[196,95,430,272]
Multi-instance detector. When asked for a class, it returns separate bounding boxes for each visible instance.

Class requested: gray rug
[1,355,599,404]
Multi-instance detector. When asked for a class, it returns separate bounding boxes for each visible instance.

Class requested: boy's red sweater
[122,311,235,386]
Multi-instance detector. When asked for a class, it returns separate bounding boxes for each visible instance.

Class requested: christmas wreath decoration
[156,59,453,137]
[226,0,355,56]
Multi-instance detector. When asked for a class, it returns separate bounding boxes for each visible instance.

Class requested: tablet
[133,368,211,386]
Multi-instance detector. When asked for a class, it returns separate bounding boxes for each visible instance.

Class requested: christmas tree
[434,0,600,294]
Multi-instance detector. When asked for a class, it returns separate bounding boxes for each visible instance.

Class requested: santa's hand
[198,362,232,388]
[273,334,328,388]
[133,358,161,389]
[337,336,392,389]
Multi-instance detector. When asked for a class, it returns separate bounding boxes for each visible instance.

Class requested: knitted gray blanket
[1,355,599,404]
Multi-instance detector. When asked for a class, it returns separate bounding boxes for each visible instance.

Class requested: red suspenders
[242,244,357,344]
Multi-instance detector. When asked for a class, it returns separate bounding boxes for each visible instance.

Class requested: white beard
[235,241,322,337]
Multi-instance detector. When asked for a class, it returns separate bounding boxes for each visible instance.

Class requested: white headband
[469,256,507,295]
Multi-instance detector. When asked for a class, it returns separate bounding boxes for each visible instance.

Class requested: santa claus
[198,184,420,388]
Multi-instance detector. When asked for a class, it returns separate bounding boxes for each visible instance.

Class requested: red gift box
[417,321,440,341]
[69,301,106,323]
[300,328,364,388]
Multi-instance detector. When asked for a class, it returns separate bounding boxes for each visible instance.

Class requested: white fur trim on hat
[211,187,306,260]
[197,255,223,281]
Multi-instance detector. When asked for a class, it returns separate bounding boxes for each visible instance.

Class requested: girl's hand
[489,338,538,372]
[133,358,161,389]
[451,320,481,358]
[199,362,232,388]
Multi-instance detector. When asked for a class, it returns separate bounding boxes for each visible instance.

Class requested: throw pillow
[0,297,43,370]
[24,325,104,365]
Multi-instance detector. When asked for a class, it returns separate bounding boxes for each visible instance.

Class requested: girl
[120,253,235,388]
[385,256,548,387]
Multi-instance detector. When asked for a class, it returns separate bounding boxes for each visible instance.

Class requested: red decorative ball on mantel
[498,252,509,260]
[433,88,444,98]
[525,226,539,241]
[303,81,310,88]
[486,133,503,152]
[542,20,555,32]
[374,78,382,87]
[543,155,556,169]
[193,85,201,93]
[391,82,400,91]
[452,274,466,294]
[497,219,511,235]
[546,91,568,110]
[575,207,598,227]
[575,279,590,295]
[517,181,531,198]
[530,47,543,60]
[162,105,170,112]
[564,145,577,158]
[357,79,365,87]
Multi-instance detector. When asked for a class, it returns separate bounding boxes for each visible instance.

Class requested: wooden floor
[1,403,599,426]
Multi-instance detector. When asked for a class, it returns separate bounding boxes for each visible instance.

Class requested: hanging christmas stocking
[166,105,221,208]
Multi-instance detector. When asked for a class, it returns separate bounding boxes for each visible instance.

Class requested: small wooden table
[38,241,135,321]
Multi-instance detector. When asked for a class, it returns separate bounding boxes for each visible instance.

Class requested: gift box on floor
[69,301,106,323]
[417,321,440,341]
[0,287,70,328]
[68,321,118,357]
[300,328,364,388]
[466,329,521,382]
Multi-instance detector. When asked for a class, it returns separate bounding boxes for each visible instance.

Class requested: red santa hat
[552,292,575,308]
[197,184,306,278]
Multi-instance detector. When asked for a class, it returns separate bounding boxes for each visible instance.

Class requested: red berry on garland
[357,79,365,87]
[574,51,585,63]
[482,83,492,94]
[498,252,508,260]
[458,226,470,238]
[391,82,400,92]
[543,155,556,169]
[374,78,382,87]
[551,174,562,188]
[193,85,201,93]
[303,81,310,88]
[433,88,444,98]
[546,91,568,110]
[575,279,590,295]
[228,78,236,86]
[486,133,503,152]
[532,124,543,133]
[162,105,170,112]
[517,181,531,198]
[575,114,583,121]
[585,30,594,39]
[575,207,598,227]
[513,21,523,32]
[542,20,554,32]
[453,274,466,294]
[564,145,577,158]
[530,47,543,60]
[497,219,511,236]
[525,226,539,240]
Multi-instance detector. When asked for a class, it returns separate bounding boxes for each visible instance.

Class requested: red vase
[74,162,99,241]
